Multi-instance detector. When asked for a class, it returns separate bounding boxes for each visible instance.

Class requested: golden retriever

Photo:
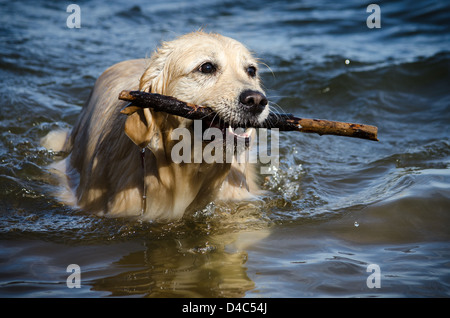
[42,31,270,221]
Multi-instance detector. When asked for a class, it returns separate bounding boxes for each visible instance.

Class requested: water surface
[0,0,449,297]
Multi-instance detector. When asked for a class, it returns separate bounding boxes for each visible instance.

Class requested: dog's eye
[199,62,216,74]
[246,66,257,77]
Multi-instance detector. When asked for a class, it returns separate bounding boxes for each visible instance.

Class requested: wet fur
[44,32,268,221]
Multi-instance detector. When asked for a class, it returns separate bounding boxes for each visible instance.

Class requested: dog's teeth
[226,125,249,138]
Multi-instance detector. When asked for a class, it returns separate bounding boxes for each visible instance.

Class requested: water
[0,0,449,298]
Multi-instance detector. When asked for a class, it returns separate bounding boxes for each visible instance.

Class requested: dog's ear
[139,42,173,93]
[125,40,174,149]
[124,108,154,148]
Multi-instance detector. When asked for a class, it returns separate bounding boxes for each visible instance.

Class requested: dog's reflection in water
[90,201,271,297]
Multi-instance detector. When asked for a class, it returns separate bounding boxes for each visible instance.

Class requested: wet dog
[42,31,269,221]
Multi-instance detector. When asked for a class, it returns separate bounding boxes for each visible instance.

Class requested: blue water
[0,0,449,297]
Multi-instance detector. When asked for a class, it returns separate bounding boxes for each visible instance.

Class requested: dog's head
[139,31,269,128]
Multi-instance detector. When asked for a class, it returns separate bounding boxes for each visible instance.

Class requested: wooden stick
[119,90,216,121]
[119,90,378,141]
[264,113,379,141]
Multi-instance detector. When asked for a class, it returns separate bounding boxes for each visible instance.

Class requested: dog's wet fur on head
[43,31,269,221]
[139,32,269,128]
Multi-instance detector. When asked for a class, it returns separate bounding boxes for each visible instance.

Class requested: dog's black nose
[239,90,268,115]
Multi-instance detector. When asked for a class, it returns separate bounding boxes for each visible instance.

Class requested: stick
[119,90,378,141]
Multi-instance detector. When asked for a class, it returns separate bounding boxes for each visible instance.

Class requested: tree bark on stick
[119,90,378,141]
